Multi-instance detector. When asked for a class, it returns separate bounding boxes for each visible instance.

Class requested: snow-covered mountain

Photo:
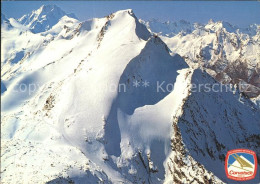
[140,19,194,37]
[17,5,77,33]
[1,13,9,24]
[1,13,12,29]
[142,19,260,37]
[143,19,260,99]
[1,6,260,184]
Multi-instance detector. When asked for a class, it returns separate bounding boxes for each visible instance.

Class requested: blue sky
[2,1,260,27]
[228,153,255,167]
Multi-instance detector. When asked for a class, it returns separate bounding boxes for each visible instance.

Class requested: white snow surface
[1,6,260,184]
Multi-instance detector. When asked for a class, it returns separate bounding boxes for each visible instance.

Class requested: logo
[225,149,257,181]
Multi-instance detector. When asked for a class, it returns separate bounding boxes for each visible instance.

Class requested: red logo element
[225,149,257,181]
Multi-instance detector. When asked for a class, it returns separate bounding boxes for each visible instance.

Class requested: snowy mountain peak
[75,9,150,42]
[17,4,77,33]
[39,4,61,13]
[1,13,12,29]
[205,20,259,36]
[141,19,193,37]
[104,9,151,40]
[113,8,133,15]
[1,13,8,23]
[205,20,237,33]
[208,18,214,24]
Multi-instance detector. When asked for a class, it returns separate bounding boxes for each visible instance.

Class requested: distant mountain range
[141,18,259,37]
[17,5,77,33]
[142,19,260,99]
[1,5,260,184]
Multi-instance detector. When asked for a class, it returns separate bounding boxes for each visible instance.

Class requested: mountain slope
[1,6,259,184]
[167,69,260,183]
[2,8,183,183]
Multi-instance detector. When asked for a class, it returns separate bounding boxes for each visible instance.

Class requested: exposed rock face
[167,122,224,184]
[168,69,260,184]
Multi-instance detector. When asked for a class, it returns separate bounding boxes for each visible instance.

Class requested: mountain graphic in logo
[225,149,257,181]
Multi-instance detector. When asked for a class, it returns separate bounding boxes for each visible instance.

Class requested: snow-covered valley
[1,5,260,184]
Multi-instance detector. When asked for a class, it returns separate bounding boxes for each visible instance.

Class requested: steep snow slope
[1,7,260,184]
[1,9,186,183]
[18,5,77,33]
[166,69,260,183]
[144,19,260,98]
[1,13,13,29]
